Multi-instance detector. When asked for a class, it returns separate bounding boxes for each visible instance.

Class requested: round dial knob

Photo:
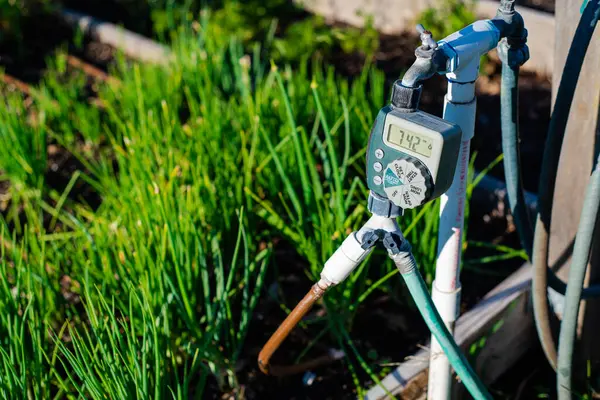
[383,157,433,209]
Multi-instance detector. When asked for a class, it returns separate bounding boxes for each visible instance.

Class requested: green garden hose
[499,54,533,258]
[557,156,600,399]
[392,249,493,400]
[500,0,600,371]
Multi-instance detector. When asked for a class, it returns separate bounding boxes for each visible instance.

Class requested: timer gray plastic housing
[366,106,462,209]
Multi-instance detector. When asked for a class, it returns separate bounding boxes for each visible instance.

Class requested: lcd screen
[387,124,433,157]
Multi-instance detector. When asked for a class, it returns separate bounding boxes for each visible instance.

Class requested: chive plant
[0,12,507,398]
[0,232,59,399]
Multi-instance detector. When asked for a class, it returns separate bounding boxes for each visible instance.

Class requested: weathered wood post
[549,0,600,376]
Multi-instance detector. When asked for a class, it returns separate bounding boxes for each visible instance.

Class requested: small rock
[303,371,317,386]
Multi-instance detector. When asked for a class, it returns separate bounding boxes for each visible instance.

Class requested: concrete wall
[296,0,554,76]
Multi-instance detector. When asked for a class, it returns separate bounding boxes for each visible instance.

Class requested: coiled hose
[557,156,600,399]
[500,0,600,384]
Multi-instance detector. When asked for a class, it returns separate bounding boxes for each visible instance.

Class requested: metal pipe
[401,25,446,89]
[401,56,440,88]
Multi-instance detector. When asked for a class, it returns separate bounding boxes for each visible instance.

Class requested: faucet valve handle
[416,24,438,50]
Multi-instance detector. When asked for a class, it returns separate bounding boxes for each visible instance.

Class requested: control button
[401,190,414,208]
[409,184,426,203]
[373,175,383,185]
[373,162,383,172]
[384,168,401,187]
[375,148,385,159]
[394,160,407,181]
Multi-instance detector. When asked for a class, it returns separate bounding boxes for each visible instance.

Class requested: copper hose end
[257,358,270,375]
[257,280,330,376]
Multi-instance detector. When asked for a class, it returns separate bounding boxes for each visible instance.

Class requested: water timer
[367,105,462,209]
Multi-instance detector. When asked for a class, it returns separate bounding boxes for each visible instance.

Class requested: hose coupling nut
[312,280,329,297]
[382,231,404,255]
[497,37,530,68]
[368,191,403,217]
[391,80,422,111]
[390,246,417,275]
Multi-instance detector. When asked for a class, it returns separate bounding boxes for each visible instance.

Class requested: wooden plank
[66,55,121,86]
[549,0,600,366]
[365,264,533,400]
[474,294,533,385]
[59,9,171,65]
[1,73,31,95]
[452,292,534,399]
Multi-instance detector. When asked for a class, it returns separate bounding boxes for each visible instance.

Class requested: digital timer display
[387,124,433,158]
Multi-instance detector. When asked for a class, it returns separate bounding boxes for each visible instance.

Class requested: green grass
[0,7,515,398]
[417,0,477,40]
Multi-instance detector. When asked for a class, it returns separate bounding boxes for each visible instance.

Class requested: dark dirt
[0,12,72,83]
[0,3,557,399]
